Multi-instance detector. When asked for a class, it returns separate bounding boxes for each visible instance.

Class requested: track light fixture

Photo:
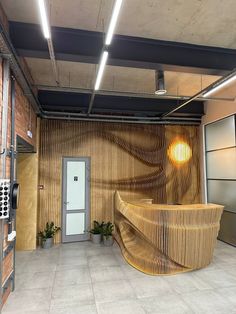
[155,70,167,95]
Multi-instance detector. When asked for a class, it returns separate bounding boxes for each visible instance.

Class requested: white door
[62,157,90,242]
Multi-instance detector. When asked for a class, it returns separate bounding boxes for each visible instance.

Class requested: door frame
[61,157,90,243]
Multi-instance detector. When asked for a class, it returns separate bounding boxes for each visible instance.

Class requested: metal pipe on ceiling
[47,38,60,86]
[87,91,96,115]
[36,85,235,102]
[43,110,201,122]
[42,114,200,125]
[162,68,236,118]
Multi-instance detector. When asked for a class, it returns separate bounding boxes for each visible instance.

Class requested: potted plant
[38,222,61,249]
[102,222,114,246]
[88,221,104,244]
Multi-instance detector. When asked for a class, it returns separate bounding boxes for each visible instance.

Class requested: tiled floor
[2,240,236,314]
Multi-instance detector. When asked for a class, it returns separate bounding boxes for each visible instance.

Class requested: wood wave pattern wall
[39,120,201,243]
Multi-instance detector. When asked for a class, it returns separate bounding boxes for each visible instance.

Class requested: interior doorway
[62,157,90,242]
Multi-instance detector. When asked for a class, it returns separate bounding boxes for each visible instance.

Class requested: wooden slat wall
[165,125,201,204]
[39,120,201,243]
[16,152,38,250]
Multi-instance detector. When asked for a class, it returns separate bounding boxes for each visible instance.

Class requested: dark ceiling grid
[7,21,236,123]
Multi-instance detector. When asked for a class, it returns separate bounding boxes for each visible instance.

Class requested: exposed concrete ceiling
[2,0,236,48]
[26,57,220,97]
[1,0,235,119]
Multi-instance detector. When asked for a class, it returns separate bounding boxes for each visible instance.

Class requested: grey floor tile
[57,255,88,268]
[22,260,57,273]
[4,240,236,314]
[86,246,114,257]
[129,276,174,298]
[30,255,59,263]
[165,272,212,294]
[90,265,125,282]
[15,261,28,275]
[88,254,119,267]
[121,264,152,279]
[2,288,51,313]
[97,299,145,314]
[59,248,87,258]
[93,279,135,303]
[216,286,236,306]
[15,251,33,263]
[2,311,49,314]
[51,283,94,309]
[15,271,55,290]
[193,268,236,288]
[139,294,194,314]
[181,289,235,314]
[50,304,97,314]
[54,266,91,286]
[113,253,128,265]
[60,241,93,250]
[224,263,236,277]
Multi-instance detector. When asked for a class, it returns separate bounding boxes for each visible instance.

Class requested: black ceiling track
[38,90,204,119]
[10,21,236,75]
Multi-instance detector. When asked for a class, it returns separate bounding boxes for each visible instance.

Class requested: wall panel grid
[205,114,236,210]
[205,114,236,245]
[39,120,201,243]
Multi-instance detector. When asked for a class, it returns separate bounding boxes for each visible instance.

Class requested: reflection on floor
[2,240,236,314]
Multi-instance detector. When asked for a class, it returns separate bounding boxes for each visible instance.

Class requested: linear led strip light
[94,51,109,91]
[38,0,50,39]
[203,73,236,98]
[105,0,123,46]
[94,0,123,90]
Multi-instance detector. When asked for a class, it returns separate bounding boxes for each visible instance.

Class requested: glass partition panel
[205,116,235,151]
[206,147,236,179]
[66,161,85,210]
[207,180,236,213]
[66,212,85,235]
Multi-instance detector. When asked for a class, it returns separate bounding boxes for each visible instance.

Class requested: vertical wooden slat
[38,120,201,244]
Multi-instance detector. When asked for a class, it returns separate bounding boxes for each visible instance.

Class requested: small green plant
[38,222,61,240]
[88,221,104,234]
[102,222,114,239]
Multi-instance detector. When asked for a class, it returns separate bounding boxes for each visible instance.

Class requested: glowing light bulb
[168,140,192,165]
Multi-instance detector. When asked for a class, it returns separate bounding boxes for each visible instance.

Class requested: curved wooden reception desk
[114,191,224,275]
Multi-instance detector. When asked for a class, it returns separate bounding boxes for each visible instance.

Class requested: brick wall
[0,59,38,307]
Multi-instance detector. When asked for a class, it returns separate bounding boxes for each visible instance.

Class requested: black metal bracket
[0,148,5,155]
[3,243,14,259]
[6,148,17,158]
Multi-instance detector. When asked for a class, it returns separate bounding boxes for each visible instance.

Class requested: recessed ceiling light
[155,89,167,95]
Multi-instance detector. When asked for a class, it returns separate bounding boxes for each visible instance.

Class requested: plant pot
[91,233,102,244]
[103,235,114,246]
[41,237,54,249]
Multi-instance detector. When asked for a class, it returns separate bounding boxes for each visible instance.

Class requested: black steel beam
[9,22,236,75]
[38,90,204,117]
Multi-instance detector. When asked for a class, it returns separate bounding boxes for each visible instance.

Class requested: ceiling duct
[155,70,167,95]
